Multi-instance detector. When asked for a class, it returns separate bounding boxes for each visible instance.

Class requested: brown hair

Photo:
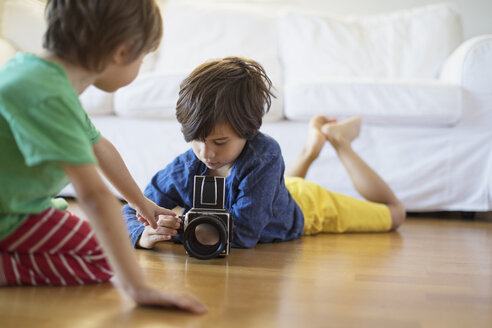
[43,0,163,72]
[176,57,275,142]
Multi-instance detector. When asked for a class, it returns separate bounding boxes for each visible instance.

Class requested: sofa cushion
[284,78,462,126]
[114,73,185,119]
[2,0,45,53]
[150,1,284,121]
[113,72,285,121]
[0,37,17,67]
[278,3,463,83]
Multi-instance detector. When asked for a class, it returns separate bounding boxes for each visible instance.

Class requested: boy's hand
[131,197,176,229]
[137,214,182,249]
[127,285,207,314]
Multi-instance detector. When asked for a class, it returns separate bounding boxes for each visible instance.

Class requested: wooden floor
[1,203,491,328]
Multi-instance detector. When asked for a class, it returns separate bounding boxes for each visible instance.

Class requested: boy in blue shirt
[123,57,406,249]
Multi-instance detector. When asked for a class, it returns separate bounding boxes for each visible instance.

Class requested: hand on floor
[129,286,207,314]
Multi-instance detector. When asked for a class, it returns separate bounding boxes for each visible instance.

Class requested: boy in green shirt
[0,0,205,314]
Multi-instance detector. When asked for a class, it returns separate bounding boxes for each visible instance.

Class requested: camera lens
[195,223,220,245]
[183,215,228,260]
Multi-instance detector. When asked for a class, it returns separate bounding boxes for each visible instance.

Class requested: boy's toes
[309,115,324,130]
[310,115,337,131]
[321,116,361,143]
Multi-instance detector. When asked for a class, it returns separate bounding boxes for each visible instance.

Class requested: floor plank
[1,201,491,328]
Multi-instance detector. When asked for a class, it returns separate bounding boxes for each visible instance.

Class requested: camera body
[179,175,233,259]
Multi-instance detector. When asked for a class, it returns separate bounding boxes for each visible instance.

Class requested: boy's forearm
[93,136,145,206]
[63,163,147,292]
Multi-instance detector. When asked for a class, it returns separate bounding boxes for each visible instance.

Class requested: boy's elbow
[231,236,257,249]
[389,202,406,231]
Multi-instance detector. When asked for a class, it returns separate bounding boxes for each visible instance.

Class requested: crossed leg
[285,115,406,230]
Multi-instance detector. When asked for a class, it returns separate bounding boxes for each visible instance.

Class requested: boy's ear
[111,43,130,65]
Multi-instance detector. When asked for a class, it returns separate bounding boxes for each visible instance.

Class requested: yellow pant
[285,177,392,235]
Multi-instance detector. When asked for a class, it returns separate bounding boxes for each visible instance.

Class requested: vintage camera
[178,175,233,260]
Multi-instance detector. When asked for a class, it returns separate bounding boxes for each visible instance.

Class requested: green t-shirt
[0,53,101,240]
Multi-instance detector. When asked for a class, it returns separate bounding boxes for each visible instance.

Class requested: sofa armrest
[439,35,492,93]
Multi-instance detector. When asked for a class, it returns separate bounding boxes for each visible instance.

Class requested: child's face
[191,122,247,175]
[94,52,146,92]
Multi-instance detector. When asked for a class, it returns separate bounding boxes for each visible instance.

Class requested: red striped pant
[0,207,113,286]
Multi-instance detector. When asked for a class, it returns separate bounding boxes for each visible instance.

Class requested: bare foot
[321,116,361,149]
[305,115,337,159]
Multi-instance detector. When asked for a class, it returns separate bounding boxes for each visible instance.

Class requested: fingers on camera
[153,226,178,237]
[157,216,182,229]
[157,215,177,223]
[152,234,171,241]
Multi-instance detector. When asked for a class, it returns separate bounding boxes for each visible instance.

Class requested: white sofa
[1,0,491,212]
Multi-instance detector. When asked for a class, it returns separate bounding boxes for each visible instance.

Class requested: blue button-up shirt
[123,132,304,248]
